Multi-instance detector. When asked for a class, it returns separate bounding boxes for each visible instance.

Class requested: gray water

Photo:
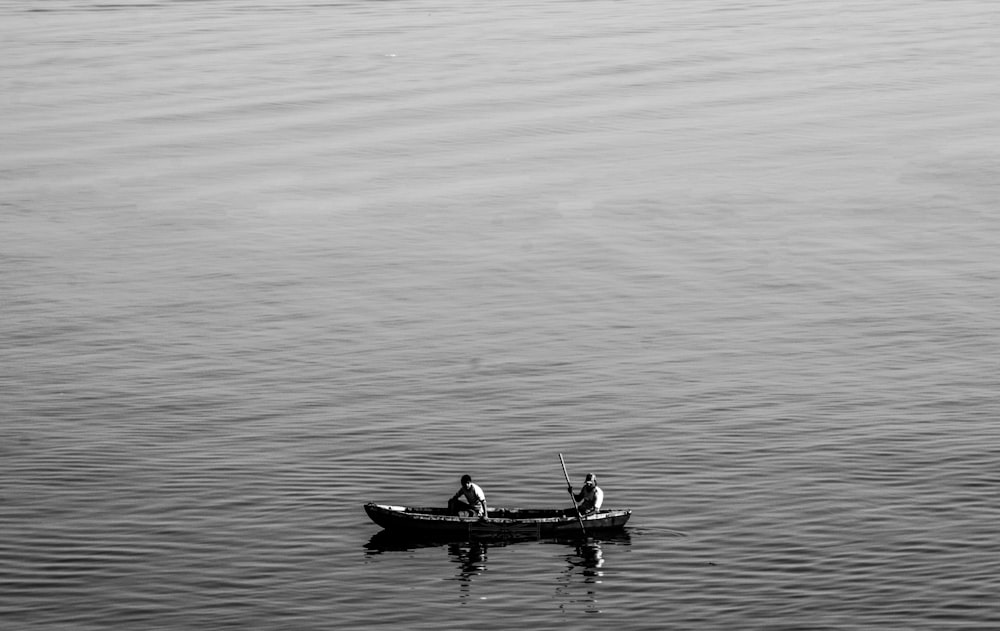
[2,0,999,628]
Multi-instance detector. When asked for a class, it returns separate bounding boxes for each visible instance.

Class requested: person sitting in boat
[449,474,488,518]
[570,472,604,515]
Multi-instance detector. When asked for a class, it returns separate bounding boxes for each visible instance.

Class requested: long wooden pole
[559,453,587,537]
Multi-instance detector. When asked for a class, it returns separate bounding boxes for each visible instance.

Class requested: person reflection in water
[578,541,604,572]
[449,541,488,602]
[557,541,605,615]
[448,474,488,519]
[570,472,604,515]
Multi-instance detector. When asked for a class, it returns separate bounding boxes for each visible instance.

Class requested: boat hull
[364,503,631,540]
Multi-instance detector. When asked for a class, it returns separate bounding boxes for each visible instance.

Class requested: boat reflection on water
[363,529,450,554]
[363,530,631,610]
[362,531,496,603]
[363,529,631,555]
[363,530,498,582]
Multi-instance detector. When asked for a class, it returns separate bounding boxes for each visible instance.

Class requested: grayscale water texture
[2,0,999,628]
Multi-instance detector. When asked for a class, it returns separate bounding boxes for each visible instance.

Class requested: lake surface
[2,0,999,628]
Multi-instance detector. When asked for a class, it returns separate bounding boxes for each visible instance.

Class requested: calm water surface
[2,0,999,629]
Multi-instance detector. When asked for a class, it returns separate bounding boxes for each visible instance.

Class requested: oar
[559,453,587,537]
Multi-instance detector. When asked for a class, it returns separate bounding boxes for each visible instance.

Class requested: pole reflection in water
[557,541,605,615]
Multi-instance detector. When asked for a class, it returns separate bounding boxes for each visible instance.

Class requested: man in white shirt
[449,474,488,518]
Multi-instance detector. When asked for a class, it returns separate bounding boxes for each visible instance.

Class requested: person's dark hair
[460,474,472,484]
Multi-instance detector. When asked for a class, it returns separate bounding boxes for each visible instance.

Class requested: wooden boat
[364,502,631,539]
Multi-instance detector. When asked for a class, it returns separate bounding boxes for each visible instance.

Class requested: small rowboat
[364,502,631,539]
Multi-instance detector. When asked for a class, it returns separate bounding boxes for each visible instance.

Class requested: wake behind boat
[364,503,632,540]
